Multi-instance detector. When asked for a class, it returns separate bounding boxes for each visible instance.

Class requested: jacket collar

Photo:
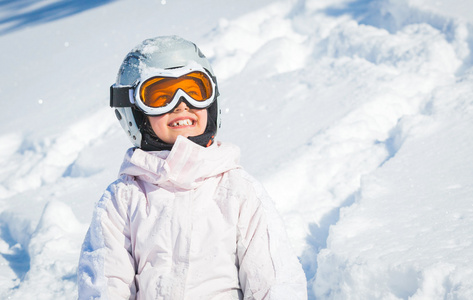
[119,135,241,190]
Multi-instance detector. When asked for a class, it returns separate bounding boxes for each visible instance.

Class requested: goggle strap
[210,74,220,97]
[110,84,134,107]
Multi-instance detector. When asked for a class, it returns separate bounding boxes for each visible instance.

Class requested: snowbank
[0,0,472,299]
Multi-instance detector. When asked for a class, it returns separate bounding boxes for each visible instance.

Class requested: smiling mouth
[169,119,195,127]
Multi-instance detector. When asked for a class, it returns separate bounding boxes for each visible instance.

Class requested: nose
[173,99,189,113]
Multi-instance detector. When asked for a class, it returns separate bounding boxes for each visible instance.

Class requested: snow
[1,0,472,299]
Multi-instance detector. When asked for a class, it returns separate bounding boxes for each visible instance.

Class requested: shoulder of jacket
[106,174,141,191]
[98,175,144,208]
[223,169,272,205]
[233,168,265,189]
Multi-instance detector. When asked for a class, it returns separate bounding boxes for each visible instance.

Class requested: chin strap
[141,127,174,151]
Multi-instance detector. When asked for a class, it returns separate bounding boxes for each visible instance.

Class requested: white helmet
[110,36,220,151]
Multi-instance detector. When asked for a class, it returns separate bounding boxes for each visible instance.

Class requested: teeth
[171,119,193,127]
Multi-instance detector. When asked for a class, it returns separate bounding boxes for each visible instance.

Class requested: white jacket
[78,136,307,299]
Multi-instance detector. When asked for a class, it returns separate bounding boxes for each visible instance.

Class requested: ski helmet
[110,35,220,151]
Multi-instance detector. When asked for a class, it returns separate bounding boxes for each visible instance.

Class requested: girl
[78,35,307,299]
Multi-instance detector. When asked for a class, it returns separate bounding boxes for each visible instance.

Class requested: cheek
[148,116,168,135]
[197,110,208,131]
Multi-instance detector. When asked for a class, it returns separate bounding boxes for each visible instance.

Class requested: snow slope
[0,0,472,299]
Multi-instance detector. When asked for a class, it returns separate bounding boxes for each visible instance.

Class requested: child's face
[148,101,208,145]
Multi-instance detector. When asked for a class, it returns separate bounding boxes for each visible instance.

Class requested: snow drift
[0,0,472,299]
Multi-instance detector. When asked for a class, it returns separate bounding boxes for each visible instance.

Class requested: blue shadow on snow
[301,192,357,299]
[0,222,30,283]
[0,0,116,36]
[322,0,400,33]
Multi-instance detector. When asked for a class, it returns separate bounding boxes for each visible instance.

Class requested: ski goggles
[110,65,218,115]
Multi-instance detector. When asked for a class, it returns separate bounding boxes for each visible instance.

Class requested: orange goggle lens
[139,71,213,108]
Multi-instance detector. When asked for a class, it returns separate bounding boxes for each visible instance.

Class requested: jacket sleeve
[78,180,137,299]
[236,172,308,299]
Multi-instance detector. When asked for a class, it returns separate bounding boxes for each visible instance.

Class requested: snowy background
[1,0,473,299]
